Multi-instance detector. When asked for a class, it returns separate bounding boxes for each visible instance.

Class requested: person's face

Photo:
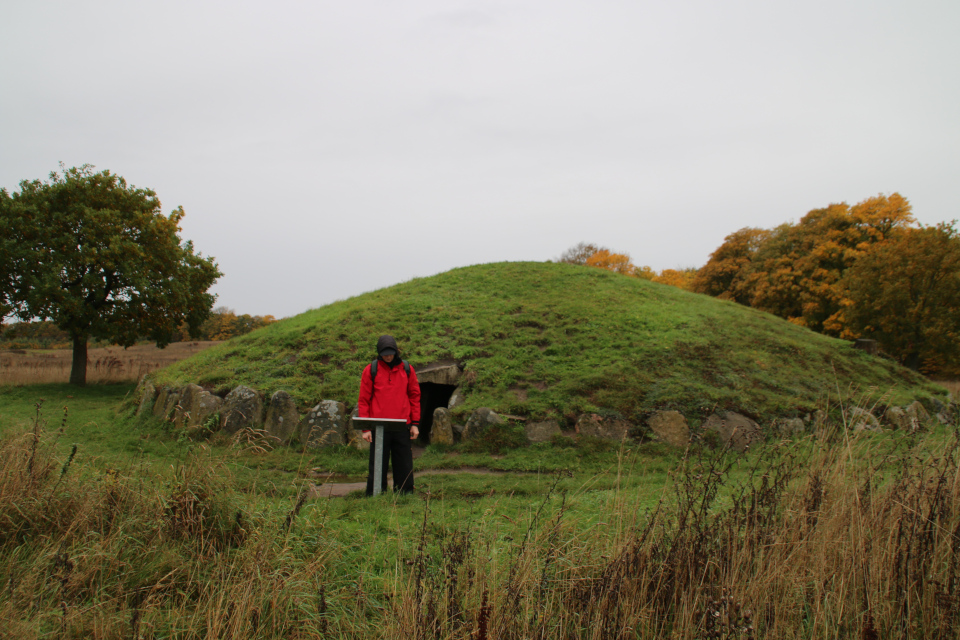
[381,353,395,363]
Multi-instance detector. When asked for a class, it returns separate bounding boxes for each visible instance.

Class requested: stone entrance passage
[414,360,461,444]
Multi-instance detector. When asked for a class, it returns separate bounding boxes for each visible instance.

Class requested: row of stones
[141,381,375,449]
[845,401,955,433]
[530,398,956,451]
[136,379,955,452]
[137,380,509,449]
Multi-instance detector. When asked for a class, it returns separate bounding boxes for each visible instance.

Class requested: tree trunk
[70,335,88,386]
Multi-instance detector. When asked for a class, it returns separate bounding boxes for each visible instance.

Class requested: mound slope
[154,262,944,425]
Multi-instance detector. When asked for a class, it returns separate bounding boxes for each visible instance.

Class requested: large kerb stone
[220,386,265,434]
[850,407,881,432]
[159,390,181,422]
[264,390,300,444]
[174,384,204,428]
[192,392,222,429]
[576,414,632,441]
[647,411,690,448]
[299,400,347,448]
[136,380,157,416]
[431,407,455,445]
[168,384,222,434]
[884,406,909,430]
[448,386,465,410]
[152,387,178,420]
[702,411,762,451]
[525,420,561,443]
[905,401,931,431]
[463,408,502,440]
[772,417,806,436]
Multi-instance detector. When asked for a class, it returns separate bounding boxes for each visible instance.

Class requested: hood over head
[376,335,400,358]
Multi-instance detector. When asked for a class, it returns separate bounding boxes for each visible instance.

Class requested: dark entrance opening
[419,382,456,443]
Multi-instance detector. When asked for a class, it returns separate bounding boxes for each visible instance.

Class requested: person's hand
[361,430,372,443]
[410,426,419,439]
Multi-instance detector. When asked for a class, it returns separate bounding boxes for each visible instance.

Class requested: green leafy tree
[840,223,960,371]
[0,190,15,319]
[0,165,221,385]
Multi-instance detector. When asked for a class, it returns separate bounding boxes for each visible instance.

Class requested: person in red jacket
[358,335,421,495]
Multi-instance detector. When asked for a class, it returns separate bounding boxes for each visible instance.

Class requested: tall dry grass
[2,401,960,638]
[0,342,216,386]
[387,419,960,639]
[0,402,341,639]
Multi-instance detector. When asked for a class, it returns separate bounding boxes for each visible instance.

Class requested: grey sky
[2,0,958,318]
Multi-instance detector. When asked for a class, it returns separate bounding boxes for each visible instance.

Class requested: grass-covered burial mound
[154,261,944,425]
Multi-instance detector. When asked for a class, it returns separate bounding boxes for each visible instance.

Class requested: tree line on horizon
[563,193,960,374]
[0,307,276,350]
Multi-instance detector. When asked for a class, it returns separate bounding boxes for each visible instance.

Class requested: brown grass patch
[933,378,960,401]
[0,342,218,385]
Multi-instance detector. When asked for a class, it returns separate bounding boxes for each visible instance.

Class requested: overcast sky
[2,0,958,318]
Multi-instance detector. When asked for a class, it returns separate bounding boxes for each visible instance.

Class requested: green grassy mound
[153,261,945,425]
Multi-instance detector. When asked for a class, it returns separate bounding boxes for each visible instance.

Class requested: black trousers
[365,428,414,495]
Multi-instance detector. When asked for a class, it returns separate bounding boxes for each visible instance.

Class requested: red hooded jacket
[357,358,421,426]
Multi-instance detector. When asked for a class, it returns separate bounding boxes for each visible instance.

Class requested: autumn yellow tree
[755,194,914,333]
[692,228,769,304]
[653,268,698,291]
[585,249,635,274]
[840,223,960,371]
[633,265,657,281]
[174,307,277,341]
[559,243,700,290]
[559,243,638,275]
[694,194,915,335]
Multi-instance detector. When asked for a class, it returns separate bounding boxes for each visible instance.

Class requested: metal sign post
[353,417,409,496]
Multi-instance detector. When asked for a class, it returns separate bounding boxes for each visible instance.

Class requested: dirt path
[306,466,522,498]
